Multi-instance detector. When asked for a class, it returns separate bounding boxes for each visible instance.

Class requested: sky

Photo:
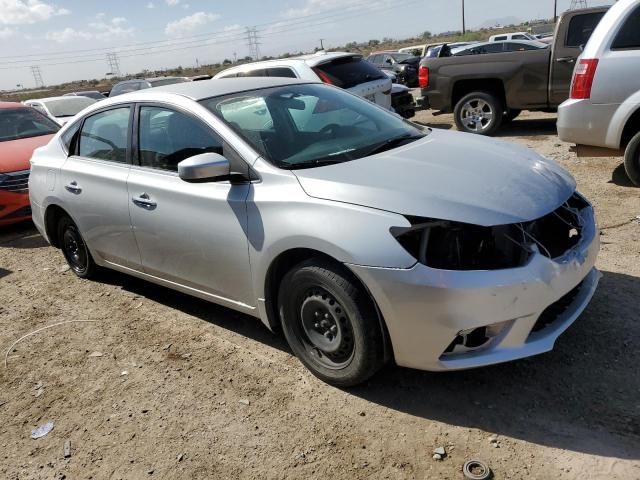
[0,0,613,90]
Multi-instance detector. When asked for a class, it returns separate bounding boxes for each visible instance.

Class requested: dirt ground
[1,109,639,480]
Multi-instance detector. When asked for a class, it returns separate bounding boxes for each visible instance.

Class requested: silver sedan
[29,78,600,386]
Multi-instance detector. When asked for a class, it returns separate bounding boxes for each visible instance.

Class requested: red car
[0,102,59,227]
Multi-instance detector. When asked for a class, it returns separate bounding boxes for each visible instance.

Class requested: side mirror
[385,59,393,65]
[178,152,230,183]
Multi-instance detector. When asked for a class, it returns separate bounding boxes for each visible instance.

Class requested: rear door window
[494,36,507,41]
[78,107,130,162]
[238,69,268,77]
[566,12,606,47]
[312,57,385,88]
[611,6,640,50]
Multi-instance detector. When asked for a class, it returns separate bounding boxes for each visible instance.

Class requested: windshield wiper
[363,133,425,157]
[286,157,345,170]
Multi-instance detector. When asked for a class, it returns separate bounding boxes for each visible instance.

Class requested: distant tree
[368,39,380,46]
[222,59,232,65]
[421,31,432,40]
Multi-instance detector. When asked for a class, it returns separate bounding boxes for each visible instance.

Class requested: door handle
[556,57,576,63]
[132,192,157,210]
[65,181,82,194]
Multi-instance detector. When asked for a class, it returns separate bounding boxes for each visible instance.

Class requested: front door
[59,105,141,269]
[127,104,254,309]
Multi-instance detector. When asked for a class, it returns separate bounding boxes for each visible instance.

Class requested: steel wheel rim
[62,226,88,274]
[461,99,494,132]
[296,288,355,369]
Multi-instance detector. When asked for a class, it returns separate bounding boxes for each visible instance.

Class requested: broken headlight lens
[390,194,588,271]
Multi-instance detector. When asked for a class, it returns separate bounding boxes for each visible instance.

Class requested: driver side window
[138,106,223,172]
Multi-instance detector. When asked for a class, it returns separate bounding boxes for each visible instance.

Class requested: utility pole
[319,38,325,50]
[106,52,122,77]
[554,0,558,22]
[30,66,44,88]
[245,27,261,60]
[462,0,466,35]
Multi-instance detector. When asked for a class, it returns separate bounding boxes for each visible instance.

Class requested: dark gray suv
[109,77,190,97]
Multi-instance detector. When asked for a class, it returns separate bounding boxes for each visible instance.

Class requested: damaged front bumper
[348,204,600,372]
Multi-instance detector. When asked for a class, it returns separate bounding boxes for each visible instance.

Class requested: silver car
[29,78,600,386]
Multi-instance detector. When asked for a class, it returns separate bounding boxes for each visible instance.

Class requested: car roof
[217,51,362,75]
[0,101,25,109]
[102,77,316,103]
[24,96,90,103]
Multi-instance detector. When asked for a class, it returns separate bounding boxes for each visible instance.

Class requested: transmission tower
[106,52,122,77]
[569,0,589,9]
[245,27,261,60]
[31,66,44,88]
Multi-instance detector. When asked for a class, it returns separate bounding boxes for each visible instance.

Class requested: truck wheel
[454,91,504,136]
[624,131,640,186]
[504,109,521,122]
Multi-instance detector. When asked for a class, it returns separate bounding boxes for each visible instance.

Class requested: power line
[30,66,44,88]
[0,0,417,61]
[0,0,423,71]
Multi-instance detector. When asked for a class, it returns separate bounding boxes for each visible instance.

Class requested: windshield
[312,57,385,89]
[389,53,413,62]
[41,97,96,117]
[77,91,105,100]
[0,108,59,142]
[149,77,190,87]
[202,83,426,169]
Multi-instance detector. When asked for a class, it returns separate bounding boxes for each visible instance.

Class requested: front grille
[4,205,32,219]
[0,170,30,193]
[531,281,584,333]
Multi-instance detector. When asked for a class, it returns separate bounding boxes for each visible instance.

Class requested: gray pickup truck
[419,7,608,135]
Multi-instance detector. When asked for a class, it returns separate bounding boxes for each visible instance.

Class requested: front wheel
[58,216,97,279]
[454,91,504,136]
[624,131,640,186]
[278,260,385,387]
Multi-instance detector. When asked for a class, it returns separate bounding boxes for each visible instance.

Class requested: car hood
[292,129,576,226]
[0,134,55,173]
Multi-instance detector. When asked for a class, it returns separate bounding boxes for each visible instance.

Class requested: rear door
[59,105,141,269]
[312,56,392,110]
[550,9,607,105]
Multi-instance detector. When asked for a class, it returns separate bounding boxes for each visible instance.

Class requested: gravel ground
[1,109,639,480]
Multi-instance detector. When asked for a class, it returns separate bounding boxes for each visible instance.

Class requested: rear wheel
[624,131,640,186]
[278,259,385,387]
[58,216,96,279]
[454,91,504,136]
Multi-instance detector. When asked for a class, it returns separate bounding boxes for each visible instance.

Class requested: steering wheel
[319,123,341,136]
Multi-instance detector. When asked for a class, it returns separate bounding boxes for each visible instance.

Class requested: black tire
[504,109,521,122]
[57,216,96,279]
[454,91,504,136]
[278,259,385,387]
[624,131,640,186]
